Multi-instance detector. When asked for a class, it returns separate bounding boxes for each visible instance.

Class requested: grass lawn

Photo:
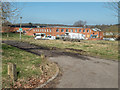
[2,43,58,88]
[2,33,119,61]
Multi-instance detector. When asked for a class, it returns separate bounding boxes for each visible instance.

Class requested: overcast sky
[15,2,118,25]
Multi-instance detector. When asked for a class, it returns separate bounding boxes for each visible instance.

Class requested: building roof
[45,26,83,28]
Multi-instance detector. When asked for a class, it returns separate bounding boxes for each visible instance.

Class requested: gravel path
[3,40,118,88]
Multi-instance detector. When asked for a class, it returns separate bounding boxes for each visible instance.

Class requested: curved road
[49,56,118,88]
[3,40,118,88]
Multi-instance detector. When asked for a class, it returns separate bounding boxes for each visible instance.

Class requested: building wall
[9,27,103,40]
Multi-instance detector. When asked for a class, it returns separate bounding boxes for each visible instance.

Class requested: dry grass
[2,33,119,60]
[2,43,57,88]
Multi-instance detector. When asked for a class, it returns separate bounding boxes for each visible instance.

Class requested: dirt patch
[3,40,90,60]
[65,48,86,52]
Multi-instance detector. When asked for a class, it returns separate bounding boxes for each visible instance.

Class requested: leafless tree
[105,1,120,17]
[73,20,87,27]
[1,1,22,37]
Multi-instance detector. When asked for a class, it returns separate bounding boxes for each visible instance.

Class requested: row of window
[33,29,52,32]
[33,28,91,33]
[56,29,91,33]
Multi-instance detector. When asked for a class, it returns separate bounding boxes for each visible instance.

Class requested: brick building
[7,26,103,40]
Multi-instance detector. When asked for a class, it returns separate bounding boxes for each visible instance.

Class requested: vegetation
[2,43,57,88]
[2,43,42,88]
[73,20,87,27]
[2,33,119,61]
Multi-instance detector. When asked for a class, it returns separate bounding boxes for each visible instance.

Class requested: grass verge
[2,43,57,88]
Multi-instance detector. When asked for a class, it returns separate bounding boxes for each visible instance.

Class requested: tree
[29,22,33,28]
[105,1,120,17]
[73,20,87,27]
[1,2,21,37]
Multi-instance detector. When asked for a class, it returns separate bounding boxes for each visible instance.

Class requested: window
[47,29,49,32]
[79,29,81,32]
[50,29,52,32]
[33,29,35,32]
[38,29,39,32]
[83,29,85,32]
[56,35,59,37]
[71,29,73,32]
[36,29,37,32]
[66,29,68,32]
[61,34,64,37]
[56,29,59,32]
[45,29,46,32]
[61,29,64,32]
[42,29,44,32]
[87,30,89,32]
[75,29,77,32]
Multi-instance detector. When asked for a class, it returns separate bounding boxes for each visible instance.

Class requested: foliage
[73,20,87,27]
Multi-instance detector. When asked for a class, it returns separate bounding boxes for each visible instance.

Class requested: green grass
[2,33,119,61]
[2,43,43,88]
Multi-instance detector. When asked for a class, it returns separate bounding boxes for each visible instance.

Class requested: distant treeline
[6,22,119,32]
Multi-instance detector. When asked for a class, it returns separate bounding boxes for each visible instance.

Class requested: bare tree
[105,1,120,17]
[2,1,22,37]
[73,20,87,27]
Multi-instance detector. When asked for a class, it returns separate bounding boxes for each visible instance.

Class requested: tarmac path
[3,40,118,88]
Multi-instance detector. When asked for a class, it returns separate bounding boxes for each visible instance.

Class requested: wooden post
[8,63,17,82]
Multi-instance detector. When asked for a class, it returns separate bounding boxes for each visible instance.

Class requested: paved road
[3,40,118,88]
[49,56,118,88]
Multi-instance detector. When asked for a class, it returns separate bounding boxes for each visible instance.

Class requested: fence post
[8,63,17,83]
